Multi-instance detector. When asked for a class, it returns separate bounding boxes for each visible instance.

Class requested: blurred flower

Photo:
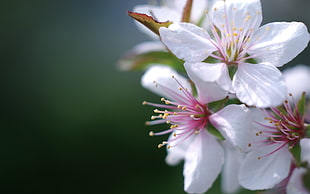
[159,0,310,108]
[142,65,251,193]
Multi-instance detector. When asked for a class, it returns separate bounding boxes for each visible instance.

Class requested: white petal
[249,22,310,67]
[184,62,231,104]
[301,138,310,165]
[239,144,292,190]
[209,104,252,151]
[165,131,194,166]
[159,23,216,62]
[233,62,287,108]
[286,168,309,194]
[183,130,224,194]
[221,141,243,194]
[141,65,191,101]
[210,0,262,31]
[283,65,310,99]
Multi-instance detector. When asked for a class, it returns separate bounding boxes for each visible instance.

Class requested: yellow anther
[161,97,165,101]
[154,109,159,113]
[145,121,151,125]
[233,33,238,36]
[265,26,270,31]
[232,27,237,31]
[162,113,169,119]
[167,145,171,149]
[221,24,225,28]
[151,116,157,120]
[173,133,177,137]
[158,144,163,149]
[149,131,154,136]
[166,120,171,124]
[182,106,187,110]
[194,130,200,134]
[248,143,252,147]
[173,112,177,115]
[177,105,182,109]
[142,101,148,105]
[257,156,261,160]
[239,28,243,31]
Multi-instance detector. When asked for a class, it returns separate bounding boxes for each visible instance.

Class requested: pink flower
[141,65,251,193]
[238,95,308,190]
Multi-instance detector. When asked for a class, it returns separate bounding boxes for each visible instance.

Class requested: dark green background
[1,0,309,193]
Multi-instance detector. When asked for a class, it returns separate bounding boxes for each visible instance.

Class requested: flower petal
[239,144,292,190]
[141,65,191,101]
[165,130,194,166]
[210,0,262,32]
[183,130,224,194]
[286,168,309,194]
[249,22,310,67]
[209,104,252,151]
[221,141,243,194]
[283,65,310,99]
[159,23,216,62]
[233,62,286,108]
[184,62,231,104]
[301,138,310,164]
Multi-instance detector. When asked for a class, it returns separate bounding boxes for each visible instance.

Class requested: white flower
[141,65,251,193]
[159,0,310,108]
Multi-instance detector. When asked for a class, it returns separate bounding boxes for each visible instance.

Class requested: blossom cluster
[119,0,310,193]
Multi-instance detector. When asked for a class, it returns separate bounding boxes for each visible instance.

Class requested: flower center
[143,76,210,148]
[253,96,306,159]
[208,1,262,65]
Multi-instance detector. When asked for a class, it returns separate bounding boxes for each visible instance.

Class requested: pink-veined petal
[233,62,286,108]
[165,130,194,166]
[183,130,224,194]
[249,22,310,67]
[141,65,191,101]
[239,144,292,190]
[159,23,216,63]
[184,62,231,104]
[209,104,252,151]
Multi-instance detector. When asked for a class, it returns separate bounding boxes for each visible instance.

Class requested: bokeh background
[1,0,309,193]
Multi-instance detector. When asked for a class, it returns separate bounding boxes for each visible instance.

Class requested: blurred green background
[1,0,309,193]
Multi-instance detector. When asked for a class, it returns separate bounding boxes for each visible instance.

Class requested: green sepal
[297,92,306,116]
[228,65,238,80]
[181,0,193,22]
[302,169,310,192]
[128,11,172,36]
[290,142,302,167]
[208,96,229,113]
[207,124,225,141]
[118,51,185,72]
[306,124,310,138]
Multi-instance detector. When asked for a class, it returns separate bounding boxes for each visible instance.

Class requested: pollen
[149,131,154,136]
